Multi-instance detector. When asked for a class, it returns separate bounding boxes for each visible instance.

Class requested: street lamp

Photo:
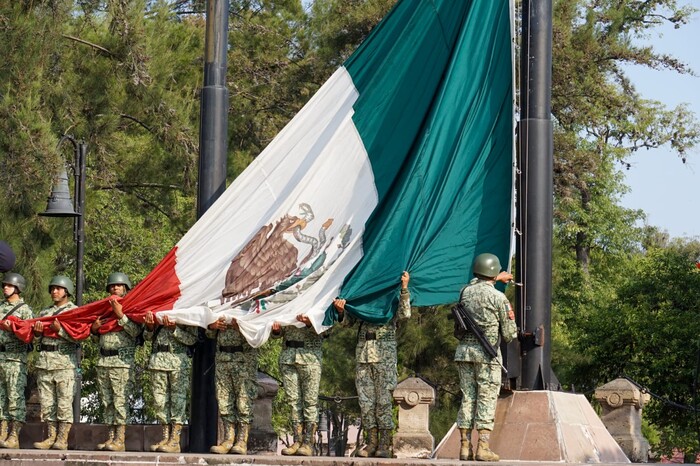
[39,134,87,425]
[39,134,87,307]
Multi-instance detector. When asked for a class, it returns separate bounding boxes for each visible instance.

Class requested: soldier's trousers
[356,361,397,430]
[151,368,189,424]
[97,366,133,425]
[281,361,321,424]
[0,360,27,421]
[37,368,75,423]
[215,360,257,425]
[456,361,501,431]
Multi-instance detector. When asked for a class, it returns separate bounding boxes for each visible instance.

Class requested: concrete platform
[0,449,688,466]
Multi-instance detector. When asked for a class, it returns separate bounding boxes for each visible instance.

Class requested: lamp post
[39,134,87,423]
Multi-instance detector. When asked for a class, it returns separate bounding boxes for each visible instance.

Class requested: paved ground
[0,450,680,466]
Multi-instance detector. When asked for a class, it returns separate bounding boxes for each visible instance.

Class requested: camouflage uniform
[340,288,411,430]
[276,325,322,424]
[144,325,197,424]
[454,278,517,431]
[96,315,142,426]
[35,303,80,423]
[205,326,258,425]
[0,298,33,423]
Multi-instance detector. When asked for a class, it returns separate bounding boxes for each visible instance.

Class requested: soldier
[271,314,322,456]
[454,253,517,462]
[0,273,33,449]
[207,316,258,455]
[332,271,410,458]
[91,272,142,451]
[33,275,79,450]
[0,242,15,273]
[143,311,197,453]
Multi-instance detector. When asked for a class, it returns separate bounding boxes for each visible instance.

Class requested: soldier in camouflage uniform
[143,310,198,453]
[271,314,323,456]
[91,272,142,451]
[206,316,258,455]
[454,253,517,462]
[333,271,411,458]
[33,275,79,450]
[0,273,33,449]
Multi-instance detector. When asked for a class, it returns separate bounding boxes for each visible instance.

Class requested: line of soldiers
[1,254,513,461]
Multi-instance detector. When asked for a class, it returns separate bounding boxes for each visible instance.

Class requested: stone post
[594,378,651,462]
[393,376,435,458]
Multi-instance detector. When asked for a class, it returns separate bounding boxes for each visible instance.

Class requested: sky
[619,10,700,239]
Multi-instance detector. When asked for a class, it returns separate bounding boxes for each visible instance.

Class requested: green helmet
[106,272,132,292]
[472,253,501,278]
[48,275,74,296]
[2,272,26,294]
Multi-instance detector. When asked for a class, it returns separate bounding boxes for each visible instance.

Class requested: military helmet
[105,272,132,292]
[48,275,74,296]
[472,253,501,278]
[2,272,26,294]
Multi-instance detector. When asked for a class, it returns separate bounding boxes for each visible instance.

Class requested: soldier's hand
[33,321,44,334]
[271,321,281,334]
[332,298,346,314]
[496,271,513,283]
[1,320,11,331]
[229,318,240,331]
[91,318,103,333]
[109,298,124,319]
[144,311,156,330]
[296,314,312,327]
[208,317,226,331]
[401,271,410,289]
[162,315,176,328]
[50,319,62,332]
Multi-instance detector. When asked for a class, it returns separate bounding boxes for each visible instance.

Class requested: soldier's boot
[96,425,115,450]
[158,423,182,453]
[295,422,317,456]
[459,428,474,461]
[210,420,236,454]
[0,420,8,445]
[105,425,126,451]
[33,422,57,450]
[50,422,71,450]
[281,423,303,456]
[0,421,22,449]
[228,423,249,455]
[475,429,499,462]
[374,429,393,458]
[356,427,378,457]
[149,423,170,452]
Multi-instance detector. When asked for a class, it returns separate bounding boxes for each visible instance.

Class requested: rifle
[451,301,507,373]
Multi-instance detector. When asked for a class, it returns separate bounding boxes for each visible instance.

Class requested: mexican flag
[13,0,514,347]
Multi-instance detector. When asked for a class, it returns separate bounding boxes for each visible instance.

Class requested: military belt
[219,345,243,353]
[285,340,305,348]
[0,343,29,353]
[154,344,187,354]
[40,343,59,352]
[100,348,120,357]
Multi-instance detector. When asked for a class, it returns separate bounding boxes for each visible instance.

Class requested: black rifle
[451,300,507,373]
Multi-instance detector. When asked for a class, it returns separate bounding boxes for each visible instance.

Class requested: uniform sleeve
[174,325,198,346]
[396,288,411,321]
[118,315,143,339]
[498,296,517,343]
[57,326,80,343]
[205,328,218,340]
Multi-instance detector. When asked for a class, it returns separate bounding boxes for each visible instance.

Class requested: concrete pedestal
[435,390,630,463]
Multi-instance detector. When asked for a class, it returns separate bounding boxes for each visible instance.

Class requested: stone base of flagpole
[434,391,630,463]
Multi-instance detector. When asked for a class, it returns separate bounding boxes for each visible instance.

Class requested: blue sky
[619,10,699,239]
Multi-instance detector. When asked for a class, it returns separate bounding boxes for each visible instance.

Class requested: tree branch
[61,34,115,57]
